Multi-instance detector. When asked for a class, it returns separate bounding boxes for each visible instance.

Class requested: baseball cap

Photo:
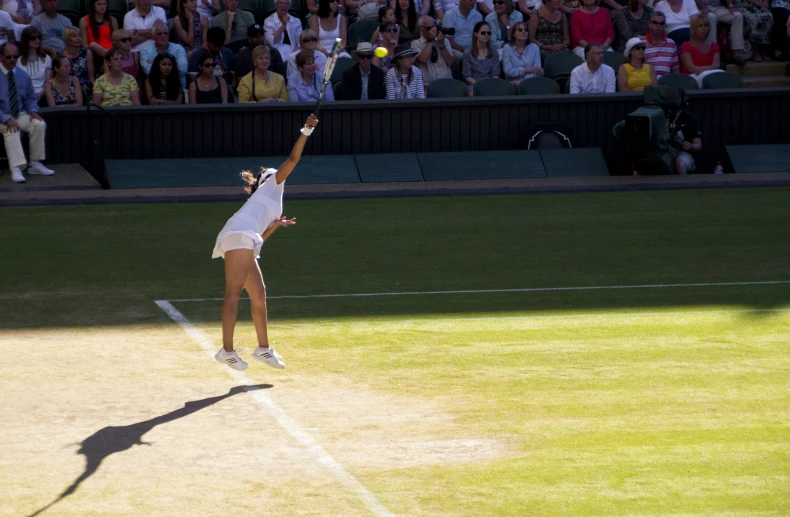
[247,24,264,37]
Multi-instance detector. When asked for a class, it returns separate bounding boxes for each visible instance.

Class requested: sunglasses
[650,20,665,25]
[382,28,398,33]
[357,53,374,59]
[633,45,646,50]
[203,62,217,67]
[119,36,132,42]
[304,37,317,42]
[492,0,505,4]
[515,27,527,32]
[4,54,19,59]
[478,31,491,35]
[421,24,436,29]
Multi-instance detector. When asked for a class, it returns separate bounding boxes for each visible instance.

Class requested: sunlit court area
[1,189,789,516]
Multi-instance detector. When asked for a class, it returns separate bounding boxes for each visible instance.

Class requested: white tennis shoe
[214,348,248,371]
[252,346,285,369]
[27,162,54,176]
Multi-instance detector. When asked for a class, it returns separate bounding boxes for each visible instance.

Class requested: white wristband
[300,126,314,136]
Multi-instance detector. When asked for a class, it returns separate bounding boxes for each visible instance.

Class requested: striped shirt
[385,66,426,99]
[645,35,679,78]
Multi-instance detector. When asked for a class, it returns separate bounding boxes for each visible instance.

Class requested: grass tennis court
[2,188,789,516]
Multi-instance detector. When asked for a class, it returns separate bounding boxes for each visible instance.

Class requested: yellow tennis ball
[374,47,388,58]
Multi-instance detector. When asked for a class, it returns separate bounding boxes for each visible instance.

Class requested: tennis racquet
[312,37,342,116]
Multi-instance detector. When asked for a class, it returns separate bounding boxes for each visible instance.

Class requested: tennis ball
[374,47,388,58]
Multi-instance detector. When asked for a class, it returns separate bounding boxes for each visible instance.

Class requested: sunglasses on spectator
[650,20,665,25]
[421,24,436,29]
[4,54,19,59]
[492,0,505,4]
[120,36,132,42]
[203,62,217,67]
[633,45,646,50]
[304,37,317,42]
[515,28,527,32]
[478,31,491,35]
[382,28,398,33]
[357,53,374,59]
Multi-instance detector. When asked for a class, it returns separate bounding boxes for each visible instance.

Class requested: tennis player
[211,113,319,371]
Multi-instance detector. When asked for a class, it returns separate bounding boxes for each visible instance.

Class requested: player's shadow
[27,384,272,517]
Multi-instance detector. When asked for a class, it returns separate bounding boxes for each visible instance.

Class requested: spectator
[517,0,543,19]
[395,0,419,44]
[529,0,571,60]
[62,26,93,90]
[699,0,745,65]
[287,49,334,101]
[196,0,221,21]
[443,0,483,55]
[107,29,140,78]
[653,0,700,49]
[644,11,680,77]
[503,20,542,84]
[264,0,302,58]
[174,0,208,58]
[0,9,14,47]
[370,5,399,44]
[570,0,615,58]
[462,21,501,93]
[434,0,460,20]
[210,0,254,48]
[239,24,285,78]
[335,41,386,99]
[1,0,36,42]
[617,36,655,90]
[123,0,167,52]
[187,26,235,86]
[735,0,772,61]
[613,0,652,53]
[45,54,82,106]
[30,0,69,54]
[188,52,228,102]
[385,43,425,97]
[771,0,790,60]
[0,42,53,183]
[310,0,351,57]
[93,48,141,105]
[680,14,721,84]
[411,15,454,86]
[140,20,188,88]
[570,41,615,91]
[667,97,701,173]
[237,45,287,102]
[486,0,523,50]
[145,53,183,104]
[79,0,116,61]
[18,26,48,101]
[372,21,397,70]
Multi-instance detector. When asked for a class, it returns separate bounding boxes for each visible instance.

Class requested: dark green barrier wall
[43,88,790,181]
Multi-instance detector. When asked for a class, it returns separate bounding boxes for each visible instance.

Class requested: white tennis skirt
[212,231,264,259]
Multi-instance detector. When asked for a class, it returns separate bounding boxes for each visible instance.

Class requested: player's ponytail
[240,169,264,195]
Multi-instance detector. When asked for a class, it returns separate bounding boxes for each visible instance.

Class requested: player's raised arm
[275,114,320,185]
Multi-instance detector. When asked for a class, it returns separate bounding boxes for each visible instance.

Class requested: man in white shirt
[123,0,167,52]
[570,42,615,93]
[264,0,303,60]
[441,0,482,53]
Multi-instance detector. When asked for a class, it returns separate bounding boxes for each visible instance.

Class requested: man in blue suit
[0,43,53,183]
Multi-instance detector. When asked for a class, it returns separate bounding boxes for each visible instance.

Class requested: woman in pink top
[680,15,721,86]
[570,0,615,58]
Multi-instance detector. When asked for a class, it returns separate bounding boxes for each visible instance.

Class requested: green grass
[2,188,790,515]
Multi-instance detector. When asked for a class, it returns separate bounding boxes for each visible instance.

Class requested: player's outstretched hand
[274,216,296,227]
[305,114,319,129]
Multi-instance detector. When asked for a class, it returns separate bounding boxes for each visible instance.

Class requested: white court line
[166,280,790,303]
[154,300,394,517]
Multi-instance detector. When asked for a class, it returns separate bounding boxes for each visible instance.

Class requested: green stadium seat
[603,51,625,72]
[329,57,355,83]
[58,0,84,24]
[543,51,582,81]
[539,148,610,177]
[108,0,127,20]
[472,77,514,97]
[417,150,546,181]
[701,71,745,89]
[517,77,560,95]
[426,78,467,98]
[657,73,699,90]
[348,20,378,52]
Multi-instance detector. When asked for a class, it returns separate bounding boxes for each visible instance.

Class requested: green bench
[725,144,790,174]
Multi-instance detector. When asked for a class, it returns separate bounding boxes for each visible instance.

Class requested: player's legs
[244,260,270,349]
[221,248,256,352]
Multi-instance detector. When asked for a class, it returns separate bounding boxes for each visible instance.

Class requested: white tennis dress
[212,169,284,259]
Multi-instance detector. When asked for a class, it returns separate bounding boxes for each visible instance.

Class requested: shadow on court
[27,384,272,517]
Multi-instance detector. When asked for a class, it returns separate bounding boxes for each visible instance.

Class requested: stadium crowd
[0,0,787,180]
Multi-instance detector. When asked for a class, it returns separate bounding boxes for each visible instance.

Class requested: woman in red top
[79,0,118,59]
[570,0,614,58]
[679,15,719,76]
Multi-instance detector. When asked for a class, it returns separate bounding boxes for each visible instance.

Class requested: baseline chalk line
[154,300,394,517]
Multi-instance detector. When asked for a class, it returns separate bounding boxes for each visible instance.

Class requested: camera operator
[412,15,454,88]
[668,99,702,175]
[440,0,483,56]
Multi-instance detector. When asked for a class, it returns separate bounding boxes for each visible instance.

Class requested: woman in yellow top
[237,46,288,103]
[617,37,656,92]
[92,48,141,106]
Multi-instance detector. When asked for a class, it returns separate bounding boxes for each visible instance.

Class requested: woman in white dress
[309,0,352,57]
[212,113,319,371]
